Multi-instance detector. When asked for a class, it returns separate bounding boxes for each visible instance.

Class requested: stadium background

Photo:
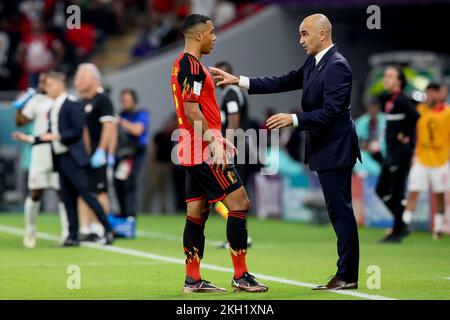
[0,0,449,300]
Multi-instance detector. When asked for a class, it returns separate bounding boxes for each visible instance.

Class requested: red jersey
[171,52,222,166]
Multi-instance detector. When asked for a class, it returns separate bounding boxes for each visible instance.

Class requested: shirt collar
[314,44,334,65]
[54,92,68,108]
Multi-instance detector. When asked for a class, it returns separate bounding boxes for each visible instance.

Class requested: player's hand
[210,139,228,171]
[223,138,238,158]
[208,67,239,87]
[266,113,294,129]
[39,132,58,141]
[91,148,107,168]
[397,133,410,144]
[11,131,33,143]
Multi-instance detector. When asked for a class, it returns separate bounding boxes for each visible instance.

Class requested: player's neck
[183,44,202,61]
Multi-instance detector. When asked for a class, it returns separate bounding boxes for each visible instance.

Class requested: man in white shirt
[12,73,68,248]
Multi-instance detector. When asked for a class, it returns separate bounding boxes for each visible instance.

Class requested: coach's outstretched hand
[208,67,239,87]
[266,113,294,129]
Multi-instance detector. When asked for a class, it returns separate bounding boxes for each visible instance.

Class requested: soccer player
[170,14,268,293]
[74,63,117,241]
[12,73,68,248]
[403,83,450,240]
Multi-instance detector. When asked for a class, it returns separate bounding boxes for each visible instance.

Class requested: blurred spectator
[354,99,386,176]
[17,19,64,87]
[213,0,236,28]
[191,0,217,17]
[114,89,150,217]
[0,17,22,90]
[142,115,177,213]
[18,0,46,24]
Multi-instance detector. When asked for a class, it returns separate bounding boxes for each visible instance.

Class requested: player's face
[200,20,216,54]
[38,74,47,93]
[383,67,401,92]
[299,22,321,55]
[426,89,440,105]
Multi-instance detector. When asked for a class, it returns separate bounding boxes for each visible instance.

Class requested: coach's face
[45,77,64,99]
[299,20,322,56]
[200,20,216,54]
[74,69,94,95]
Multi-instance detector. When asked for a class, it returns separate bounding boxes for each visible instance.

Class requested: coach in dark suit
[39,72,113,246]
[210,14,361,290]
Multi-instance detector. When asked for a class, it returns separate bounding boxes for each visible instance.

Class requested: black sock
[227,210,248,250]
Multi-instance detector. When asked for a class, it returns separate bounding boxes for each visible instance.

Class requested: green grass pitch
[0,213,449,300]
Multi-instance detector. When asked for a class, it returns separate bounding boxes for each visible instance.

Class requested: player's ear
[194,31,202,41]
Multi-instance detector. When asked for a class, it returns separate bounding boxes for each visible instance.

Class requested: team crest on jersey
[85,103,93,113]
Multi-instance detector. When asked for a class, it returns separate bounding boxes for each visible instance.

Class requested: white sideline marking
[0,224,395,300]
[137,230,225,247]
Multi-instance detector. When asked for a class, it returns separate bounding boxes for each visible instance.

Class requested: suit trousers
[317,165,360,282]
[375,157,411,234]
[57,153,112,240]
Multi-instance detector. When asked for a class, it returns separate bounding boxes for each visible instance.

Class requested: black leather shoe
[313,277,358,291]
[61,238,80,247]
[379,233,402,243]
[397,225,411,239]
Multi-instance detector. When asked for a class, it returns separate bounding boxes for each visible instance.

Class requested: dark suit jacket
[58,97,90,167]
[248,45,361,171]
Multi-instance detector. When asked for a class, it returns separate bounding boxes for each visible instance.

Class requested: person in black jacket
[376,65,419,243]
[39,72,114,246]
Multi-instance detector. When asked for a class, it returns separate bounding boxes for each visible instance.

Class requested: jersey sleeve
[98,95,115,123]
[223,89,240,115]
[20,95,38,120]
[136,111,150,131]
[177,55,206,103]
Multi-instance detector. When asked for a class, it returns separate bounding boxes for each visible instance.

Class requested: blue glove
[12,88,36,110]
[107,154,116,167]
[91,149,107,168]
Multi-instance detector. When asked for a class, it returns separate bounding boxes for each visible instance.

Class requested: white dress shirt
[50,92,69,155]
[238,44,334,128]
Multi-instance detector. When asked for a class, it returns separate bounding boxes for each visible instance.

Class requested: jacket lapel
[303,45,338,94]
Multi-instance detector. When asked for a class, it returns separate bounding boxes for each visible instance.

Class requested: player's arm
[224,92,242,130]
[227,113,241,130]
[107,120,118,161]
[15,110,32,126]
[184,102,235,169]
[119,117,145,137]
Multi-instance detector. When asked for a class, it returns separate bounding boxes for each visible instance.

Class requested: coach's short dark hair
[426,83,441,91]
[387,65,407,90]
[215,61,233,74]
[46,71,66,86]
[181,14,211,35]
[121,88,138,104]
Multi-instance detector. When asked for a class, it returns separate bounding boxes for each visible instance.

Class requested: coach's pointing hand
[266,113,294,129]
[208,67,239,87]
